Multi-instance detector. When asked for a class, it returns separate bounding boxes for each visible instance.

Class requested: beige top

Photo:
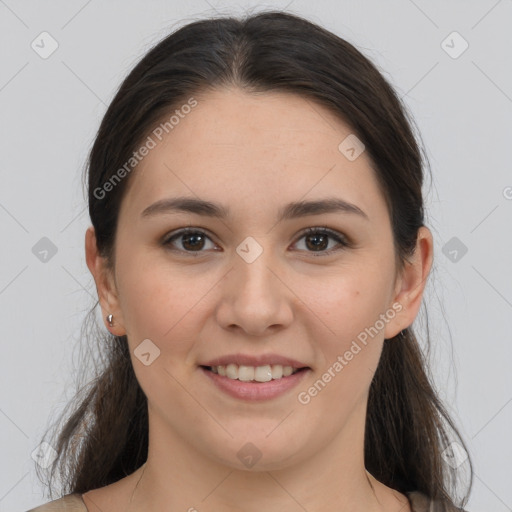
[26,491,467,511]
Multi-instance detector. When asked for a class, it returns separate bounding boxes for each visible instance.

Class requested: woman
[29,10,472,512]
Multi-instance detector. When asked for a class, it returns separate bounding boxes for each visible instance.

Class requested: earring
[107,314,114,327]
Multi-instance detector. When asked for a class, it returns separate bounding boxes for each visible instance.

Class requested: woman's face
[90,87,426,471]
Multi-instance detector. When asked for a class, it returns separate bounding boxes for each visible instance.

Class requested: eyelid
[293,226,352,256]
[162,226,351,256]
[297,226,350,244]
[161,226,219,253]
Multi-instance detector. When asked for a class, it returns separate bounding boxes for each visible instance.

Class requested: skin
[84,87,433,512]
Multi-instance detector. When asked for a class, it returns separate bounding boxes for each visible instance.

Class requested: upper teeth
[210,364,299,382]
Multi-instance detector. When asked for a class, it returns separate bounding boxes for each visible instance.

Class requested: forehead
[120,87,387,225]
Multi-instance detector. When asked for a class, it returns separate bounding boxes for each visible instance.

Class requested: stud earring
[107,314,114,327]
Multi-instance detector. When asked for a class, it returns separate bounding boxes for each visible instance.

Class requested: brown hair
[37,10,473,509]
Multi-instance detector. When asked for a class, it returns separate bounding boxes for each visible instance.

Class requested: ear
[384,226,433,339]
[85,226,126,336]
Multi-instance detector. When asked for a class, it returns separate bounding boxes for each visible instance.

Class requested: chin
[207,434,310,472]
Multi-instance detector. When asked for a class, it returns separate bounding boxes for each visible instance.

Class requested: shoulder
[26,493,87,512]
[407,491,469,512]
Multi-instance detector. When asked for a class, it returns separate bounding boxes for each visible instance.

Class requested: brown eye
[162,226,350,257]
[293,227,349,256]
[163,228,216,254]
[305,232,329,251]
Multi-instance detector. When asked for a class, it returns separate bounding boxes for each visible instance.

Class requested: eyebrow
[140,196,369,222]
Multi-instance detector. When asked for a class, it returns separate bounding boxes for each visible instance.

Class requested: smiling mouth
[200,364,308,383]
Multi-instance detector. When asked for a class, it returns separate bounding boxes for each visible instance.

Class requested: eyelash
[161,226,351,257]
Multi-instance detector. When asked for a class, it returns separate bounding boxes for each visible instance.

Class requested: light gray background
[1,1,511,511]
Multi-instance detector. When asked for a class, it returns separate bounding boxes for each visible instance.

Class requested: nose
[214,244,294,337]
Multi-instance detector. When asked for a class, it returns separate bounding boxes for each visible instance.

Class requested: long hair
[37,10,473,509]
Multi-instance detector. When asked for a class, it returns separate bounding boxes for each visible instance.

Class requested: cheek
[115,251,214,356]
[298,261,394,391]
[297,280,387,416]
[305,265,392,340]
[114,254,211,402]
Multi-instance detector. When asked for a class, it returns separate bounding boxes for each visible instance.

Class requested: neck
[123,400,402,512]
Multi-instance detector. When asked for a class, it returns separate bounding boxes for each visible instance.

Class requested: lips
[200,365,310,401]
